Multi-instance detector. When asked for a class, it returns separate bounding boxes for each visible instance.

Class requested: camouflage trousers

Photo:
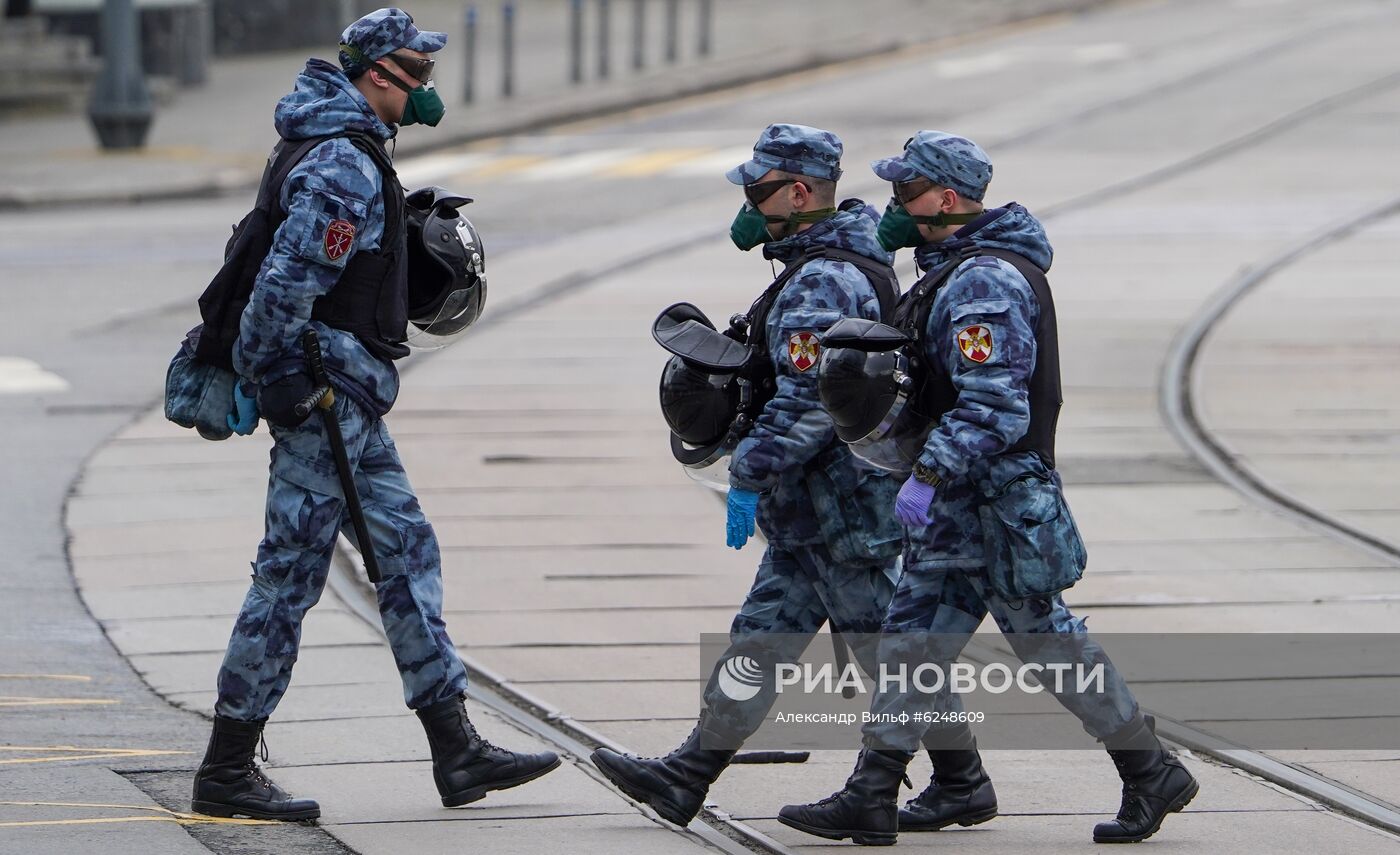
[215,393,468,721]
[861,564,1139,749]
[701,542,899,744]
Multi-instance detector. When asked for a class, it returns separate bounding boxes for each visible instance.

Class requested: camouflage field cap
[726,123,844,185]
[871,131,992,202]
[339,7,447,77]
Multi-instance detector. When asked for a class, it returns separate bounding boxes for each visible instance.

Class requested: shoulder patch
[324,219,356,262]
[956,324,993,364]
[788,331,820,372]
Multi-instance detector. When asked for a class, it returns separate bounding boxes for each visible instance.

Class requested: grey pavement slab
[328,812,713,855]
[0,766,214,855]
[132,644,405,698]
[274,759,629,823]
[103,608,378,657]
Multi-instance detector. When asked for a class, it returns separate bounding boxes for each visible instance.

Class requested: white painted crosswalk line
[515,149,643,181]
[0,358,69,394]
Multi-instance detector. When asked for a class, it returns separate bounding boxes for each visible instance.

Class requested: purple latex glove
[894,475,936,527]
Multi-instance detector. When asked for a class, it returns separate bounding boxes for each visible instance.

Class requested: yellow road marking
[0,674,92,682]
[0,746,191,766]
[0,697,118,708]
[601,147,713,177]
[466,154,548,179]
[0,801,277,828]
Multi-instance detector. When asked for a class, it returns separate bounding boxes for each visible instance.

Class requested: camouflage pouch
[977,467,1086,601]
[165,324,236,441]
[807,445,904,565]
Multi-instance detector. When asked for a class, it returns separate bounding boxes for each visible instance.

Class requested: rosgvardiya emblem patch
[957,325,993,364]
[788,331,820,372]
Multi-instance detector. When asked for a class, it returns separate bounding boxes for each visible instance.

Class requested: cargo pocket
[978,470,1087,602]
[808,449,903,565]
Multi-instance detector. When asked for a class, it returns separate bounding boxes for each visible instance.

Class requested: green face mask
[876,198,980,252]
[729,203,838,251]
[400,81,445,127]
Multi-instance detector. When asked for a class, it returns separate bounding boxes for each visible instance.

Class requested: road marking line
[0,674,91,682]
[515,149,642,181]
[601,147,714,177]
[394,152,493,186]
[466,154,549,179]
[0,358,69,394]
[936,50,1012,79]
[0,746,191,766]
[0,801,277,828]
[664,146,753,177]
[0,696,118,708]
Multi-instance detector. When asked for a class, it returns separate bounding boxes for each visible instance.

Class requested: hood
[913,202,1053,274]
[763,199,894,266]
[274,58,393,142]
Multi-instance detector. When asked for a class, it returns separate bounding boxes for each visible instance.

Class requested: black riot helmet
[653,302,754,490]
[405,186,487,349]
[818,318,934,475]
[660,355,738,446]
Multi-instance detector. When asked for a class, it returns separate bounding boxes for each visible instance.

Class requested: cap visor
[871,155,920,182]
[405,29,448,53]
[725,159,771,185]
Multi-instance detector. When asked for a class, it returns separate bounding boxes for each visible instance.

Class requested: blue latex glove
[726,488,760,550]
[894,475,936,527]
[227,380,259,436]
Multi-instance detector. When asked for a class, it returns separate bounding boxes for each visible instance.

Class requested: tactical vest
[737,213,901,424]
[195,131,408,370]
[890,246,1063,468]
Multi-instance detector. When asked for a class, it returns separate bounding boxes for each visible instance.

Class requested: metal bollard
[502,0,515,98]
[597,0,610,80]
[664,0,678,64]
[88,0,153,150]
[698,0,712,57]
[631,0,644,71]
[569,0,583,84]
[463,4,477,103]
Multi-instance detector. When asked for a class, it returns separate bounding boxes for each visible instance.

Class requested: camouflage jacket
[729,201,903,558]
[904,202,1056,570]
[233,58,400,417]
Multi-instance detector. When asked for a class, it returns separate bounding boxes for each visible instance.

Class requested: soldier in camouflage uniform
[779,131,1200,846]
[590,124,910,828]
[191,8,558,822]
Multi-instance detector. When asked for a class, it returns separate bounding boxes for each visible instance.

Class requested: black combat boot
[900,724,998,831]
[191,715,320,821]
[590,714,737,826]
[416,696,561,807]
[1093,715,1199,843]
[778,748,914,846]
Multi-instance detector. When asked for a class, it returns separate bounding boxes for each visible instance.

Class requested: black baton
[832,629,856,700]
[300,329,382,584]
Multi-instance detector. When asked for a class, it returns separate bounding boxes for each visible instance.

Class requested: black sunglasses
[893,177,936,206]
[744,178,806,207]
[385,52,435,84]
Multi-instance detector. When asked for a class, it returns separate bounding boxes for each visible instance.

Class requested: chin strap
[768,207,838,240]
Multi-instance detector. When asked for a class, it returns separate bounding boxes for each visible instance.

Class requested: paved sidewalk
[0,0,1102,208]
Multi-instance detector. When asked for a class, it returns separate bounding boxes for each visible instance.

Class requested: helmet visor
[406,283,485,350]
[845,390,934,475]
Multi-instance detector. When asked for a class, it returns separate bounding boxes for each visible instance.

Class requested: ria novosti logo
[716,655,764,702]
